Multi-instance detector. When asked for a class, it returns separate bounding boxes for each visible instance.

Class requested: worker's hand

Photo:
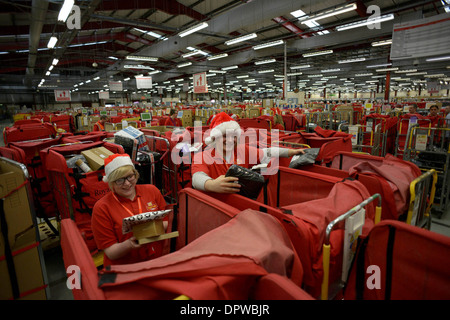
[205,175,241,193]
[127,236,141,249]
[288,148,306,157]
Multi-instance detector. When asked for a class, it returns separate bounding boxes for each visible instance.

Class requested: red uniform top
[164,117,182,127]
[191,144,265,179]
[93,121,105,131]
[91,184,166,266]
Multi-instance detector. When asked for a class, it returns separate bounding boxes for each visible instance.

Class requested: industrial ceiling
[0,0,449,99]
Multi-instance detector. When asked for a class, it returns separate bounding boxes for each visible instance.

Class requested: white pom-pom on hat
[205,112,241,145]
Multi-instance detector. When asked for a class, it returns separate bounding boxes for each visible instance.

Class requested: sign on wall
[193,72,208,93]
[135,76,152,89]
[54,90,71,102]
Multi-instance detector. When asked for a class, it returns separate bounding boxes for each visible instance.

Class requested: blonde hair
[107,165,140,190]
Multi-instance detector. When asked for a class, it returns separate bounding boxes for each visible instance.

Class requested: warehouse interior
[1,0,450,303]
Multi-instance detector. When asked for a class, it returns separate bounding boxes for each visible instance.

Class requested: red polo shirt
[191,144,265,179]
[91,184,166,266]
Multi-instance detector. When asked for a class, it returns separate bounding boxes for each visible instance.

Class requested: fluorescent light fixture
[425,74,445,78]
[302,50,333,57]
[126,55,158,62]
[236,75,249,78]
[179,22,208,37]
[300,3,357,24]
[52,58,59,65]
[376,67,399,72]
[355,73,373,76]
[177,62,192,68]
[133,28,168,40]
[108,56,118,60]
[254,59,276,65]
[287,72,303,76]
[124,64,154,70]
[338,58,366,64]
[225,33,257,46]
[47,36,58,49]
[258,69,274,73]
[395,69,417,73]
[207,53,228,61]
[148,70,161,75]
[252,40,284,50]
[321,68,341,72]
[336,14,394,31]
[366,63,392,68]
[290,64,311,69]
[48,65,54,71]
[426,55,450,62]
[182,50,208,58]
[45,71,50,76]
[371,39,392,46]
[308,74,323,78]
[222,65,238,70]
[406,71,427,76]
[58,0,74,22]
[93,77,100,80]
[209,69,227,73]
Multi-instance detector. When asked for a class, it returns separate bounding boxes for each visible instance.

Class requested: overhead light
[225,33,257,46]
[425,74,445,78]
[45,71,51,76]
[222,65,238,70]
[406,71,427,76]
[300,3,357,24]
[182,50,208,58]
[371,39,392,46]
[258,69,274,73]
[133,28,168,41]
[148,70,161,75]
[290,64,311,69]
[302,50,333,57]
[177,62,192,68]
[126,55,158,62]
[124,64,154,70]
[321,68,341,72]
[207,53,228,61]
[252,40,284,50]
[236,75,249,78]
[308,74,323,78]
[58,0,74,22]
[254,59,276,65]
[52,58,59,65]
[108,56,118,60]
[179,22,208,37]
[338,58,366,64]
[355,73,373,77]
[287,72,303,76]
[426,55,450,62]
[376,67,399,72]
[47,36,58,49]
[93,76,100,80]
[336,14,394,31]
[366,63,392,68]
[395,69,417,73]
[209,69,227,73]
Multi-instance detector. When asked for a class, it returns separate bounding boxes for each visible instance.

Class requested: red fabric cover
[273,179,375,297]
[60,219,106,300]
[256,166,342,208]
[3,122,56,144]
[344,220,450,300]
[176,188,241,250]
[330,152,421,220]
[250,274,314,300]
[237,118,271,130]
[99,210,304,300]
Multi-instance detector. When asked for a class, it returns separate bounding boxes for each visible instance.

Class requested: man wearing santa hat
[91,153,167,266]
[191,112,305,193]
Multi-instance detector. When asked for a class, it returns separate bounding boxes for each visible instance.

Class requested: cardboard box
[0,160,47,300]
[81,146,114,171]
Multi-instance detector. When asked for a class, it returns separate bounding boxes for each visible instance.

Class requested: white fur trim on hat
[205,112,241,145]
[103,154,134,182]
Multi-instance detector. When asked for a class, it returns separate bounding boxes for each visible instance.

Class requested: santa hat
[103,153,134,182]
[205,112,241,145]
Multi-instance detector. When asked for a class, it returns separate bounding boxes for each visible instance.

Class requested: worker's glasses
[114,173,136,185]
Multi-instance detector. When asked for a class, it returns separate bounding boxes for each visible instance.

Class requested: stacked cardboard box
[0,159,48,300]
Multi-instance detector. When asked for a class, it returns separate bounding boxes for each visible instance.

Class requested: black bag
[225,164,265,199]
[289,148,320,168]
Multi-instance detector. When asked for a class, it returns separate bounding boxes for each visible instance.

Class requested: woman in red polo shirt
[91,154,167,266]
